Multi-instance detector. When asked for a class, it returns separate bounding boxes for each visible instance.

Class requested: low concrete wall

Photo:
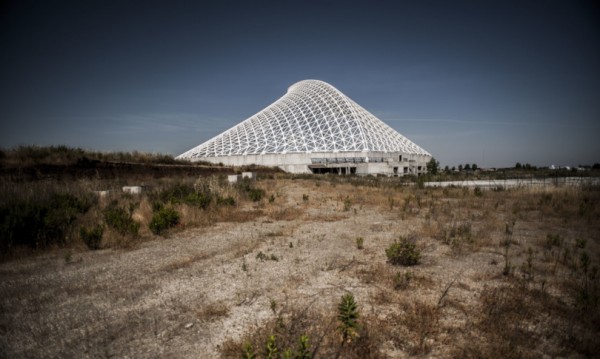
[190,151,431,175]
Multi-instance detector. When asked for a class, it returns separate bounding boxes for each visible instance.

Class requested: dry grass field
[1,174,599,358]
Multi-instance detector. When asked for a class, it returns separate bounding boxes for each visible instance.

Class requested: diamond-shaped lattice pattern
[178,80,430,159]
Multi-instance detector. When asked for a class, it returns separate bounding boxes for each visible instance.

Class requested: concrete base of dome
[188,151,431,176]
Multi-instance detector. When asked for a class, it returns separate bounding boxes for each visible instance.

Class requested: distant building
[177,80,431,175]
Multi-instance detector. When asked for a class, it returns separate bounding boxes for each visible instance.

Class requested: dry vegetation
[1,168,599,358]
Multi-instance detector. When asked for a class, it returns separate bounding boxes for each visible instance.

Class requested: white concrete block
[122,186,143,194]
[227,175,242,183]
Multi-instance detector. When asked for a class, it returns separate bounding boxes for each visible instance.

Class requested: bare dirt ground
[1,178,599,358]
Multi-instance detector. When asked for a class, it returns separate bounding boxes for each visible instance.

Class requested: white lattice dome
[178,80,430,159]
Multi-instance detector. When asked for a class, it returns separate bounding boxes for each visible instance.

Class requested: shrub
[0,193,92,251]
[216,195,235,206]
[158,183,212,209]
[338,293,360,344]
[248,188,265,202]
[149,207,180,235]
[80,225,103,249]
[355,237,364,249]
[237,178,265,202]
[386,237,421,266]
[104,203,139,237]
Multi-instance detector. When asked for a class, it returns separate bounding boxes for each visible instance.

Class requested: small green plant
[264,335,278,359]
[302,194,309,202]
[149,207,180,235]
[80,225,103,250]
[386,237,421,266]
[270,298,277,313]
[296,334,311,359]
[343,196,352,211]
[242,342,256,359]
[355,237,364,250]
[268,194,275,203]
[337,293,360,344]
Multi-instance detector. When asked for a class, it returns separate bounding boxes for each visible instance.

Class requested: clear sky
[1,0,599,168]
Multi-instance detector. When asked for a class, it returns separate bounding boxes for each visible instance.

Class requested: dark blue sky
[1,1,599,167]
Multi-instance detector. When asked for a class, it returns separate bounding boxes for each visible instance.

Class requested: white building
[177,80,431,175]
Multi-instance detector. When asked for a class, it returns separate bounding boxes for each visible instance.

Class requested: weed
[242,342,256,359]
[343,196,352,211]
[386,237,421,266]
[546,233,562,249]
[149,207,180,235]
[104,203,140,237]
[338,293,360,344]
[265,335,278,359]
[355,237,364,250]
[296,334,311,359]
[575,238,586,249]
[270,299,277,314]
[393,271,413,290]
[256,251,268,261]
[256,251,279,262]
[80,225,104,249]
[521,247,535,281]
[217,195,236,206]
[268,194,275,203]
[302,194,309,202]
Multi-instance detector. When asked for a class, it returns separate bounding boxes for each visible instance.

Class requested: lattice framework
[178,80,430,159]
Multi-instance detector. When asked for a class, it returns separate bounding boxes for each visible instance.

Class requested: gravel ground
[1,179,598,358]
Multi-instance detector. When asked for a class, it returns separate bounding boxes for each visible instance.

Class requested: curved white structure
[178,80,431,175]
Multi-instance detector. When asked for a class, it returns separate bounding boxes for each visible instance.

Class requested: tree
[472,163,478,171]
[458,164,463,172]
[426,157,439,175]
[515,162,522,169]
[464,164,471,171]
[444,165,449,172]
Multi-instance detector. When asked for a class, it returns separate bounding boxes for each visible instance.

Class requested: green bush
[104,203,139,237]
[158,183,212,209]
[386,237,421,266]
[0,193,92,251]
[149,207,180,235]
[80,225,103,249]
[217,195,235,206]
[237,179,265,202]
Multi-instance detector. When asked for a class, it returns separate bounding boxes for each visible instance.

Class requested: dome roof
[177,80,430,159]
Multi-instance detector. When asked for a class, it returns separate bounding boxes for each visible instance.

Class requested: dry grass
[1,175,599,358]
